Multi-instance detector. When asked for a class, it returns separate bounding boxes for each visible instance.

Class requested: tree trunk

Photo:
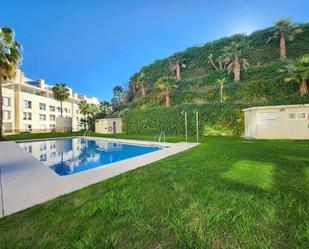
[60,101,63,117]
[176,63,181,80]
[280,35,286,60]
[220,84,224,102]
[233,58,241,81]
[300,78,308,96]
[141,86,146,96]
[84,115,87,130]
[209,57,218,70]
[165,92,171,107]
[0,77,3,138]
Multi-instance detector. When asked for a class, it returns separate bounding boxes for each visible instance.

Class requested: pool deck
[0,137,198,217]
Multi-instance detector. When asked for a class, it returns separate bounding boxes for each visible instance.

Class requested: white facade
[95,118,122,134]
[243,104,309,139]
[1,70,100,133]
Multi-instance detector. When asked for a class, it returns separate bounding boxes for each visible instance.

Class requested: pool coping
[0,136,198,217]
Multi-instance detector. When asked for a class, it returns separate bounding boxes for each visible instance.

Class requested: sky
[1,0,309,101]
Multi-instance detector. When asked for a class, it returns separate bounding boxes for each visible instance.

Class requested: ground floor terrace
[0,132,308,248]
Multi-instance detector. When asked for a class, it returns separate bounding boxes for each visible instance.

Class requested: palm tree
[267,17,303,60]
[216,78,227,102]
[279,55,309,96]
[88,103,98,116]
[52,83,70,117]
[0,27,22,138]
[99,101,111,113]
[169,53,186,80]
[136,72,147,96]
[78,100,90,130]
[155,77,177,107]
[113,85,123,104]
[223,39,249,82]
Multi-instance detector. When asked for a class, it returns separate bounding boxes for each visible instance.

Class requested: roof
[242,104,309,112]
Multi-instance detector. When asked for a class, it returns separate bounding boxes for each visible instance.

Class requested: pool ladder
[83,129,88,138]
[154,131,165,143]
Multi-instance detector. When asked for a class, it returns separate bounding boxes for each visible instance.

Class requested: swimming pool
[18,137,162,176]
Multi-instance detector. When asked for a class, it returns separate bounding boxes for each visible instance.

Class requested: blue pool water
[18,138,161,176]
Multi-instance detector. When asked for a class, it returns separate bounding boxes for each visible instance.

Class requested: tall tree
[52,83,70,117]
[279,55,309,96]
[216,78,227,102]
[113,85,123,104]
[99,101,111,114]
[208,53,229,71]
[169,53,186,80]
[267,17,303,60]
[78,100,90,130]
[136,72,147,96]
[223,39,249,82]
[155,77,177,107]
[0,27,22,138]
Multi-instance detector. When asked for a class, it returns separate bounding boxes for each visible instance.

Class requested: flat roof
[242,104,309,112]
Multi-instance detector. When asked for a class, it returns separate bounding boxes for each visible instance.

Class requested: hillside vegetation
[105,19,309,136]
[122,22,309,107]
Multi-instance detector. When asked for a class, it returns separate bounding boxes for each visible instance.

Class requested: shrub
[122,103,246,136]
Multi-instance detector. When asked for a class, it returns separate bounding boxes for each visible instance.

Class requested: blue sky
[2,0,309,101]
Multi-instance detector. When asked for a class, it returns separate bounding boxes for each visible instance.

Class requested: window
[50,105,55,112]
[39,114,46,121]
[50,142,56,149]
[50,152,56,158]
[296,112,306,119]
[23,112,32,120]
[50,114,56,121]
[76,110,79,114]
[23,100,32,109]
[3,97,11,106]
[50,124,56,129]
[57,107,61,112]
[24,145,32,153]
[287,112,307,120]
[287,113,296,119]
[64,108,68,113]
[40,143,47,151]
[39,103,46,111]
[23,124,32,132]
[3,110,11,120]
[40,154,47,161]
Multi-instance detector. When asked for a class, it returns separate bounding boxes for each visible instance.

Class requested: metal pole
[196,111,199,143]
[182,110,188,142]
[193,109,199,143]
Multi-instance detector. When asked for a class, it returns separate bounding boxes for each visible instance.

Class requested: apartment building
[1,70,100,133]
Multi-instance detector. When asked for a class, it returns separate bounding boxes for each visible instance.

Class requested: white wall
[243,105,309,139]
[95,118,122,134]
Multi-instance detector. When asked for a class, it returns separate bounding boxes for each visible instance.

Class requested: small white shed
[95,118,122,134]
[243,104,309,139]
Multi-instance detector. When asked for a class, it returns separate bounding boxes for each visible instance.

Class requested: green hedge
[122,103,246,136]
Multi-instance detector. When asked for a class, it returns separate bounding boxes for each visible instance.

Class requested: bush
[122,103,246,136]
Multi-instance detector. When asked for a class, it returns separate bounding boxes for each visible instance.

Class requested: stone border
[0,137,198,217]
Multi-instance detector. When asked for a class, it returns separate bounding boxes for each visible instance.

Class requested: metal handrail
[154,130,165,143]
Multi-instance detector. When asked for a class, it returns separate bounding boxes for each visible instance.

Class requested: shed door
[113,121,116,134]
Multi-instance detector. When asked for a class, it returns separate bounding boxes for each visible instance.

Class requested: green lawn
[0,133,309,248]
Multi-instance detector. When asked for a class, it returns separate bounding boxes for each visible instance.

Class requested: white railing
[154,130,165,143]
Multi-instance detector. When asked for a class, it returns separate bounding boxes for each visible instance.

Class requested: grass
[0,133,309,248]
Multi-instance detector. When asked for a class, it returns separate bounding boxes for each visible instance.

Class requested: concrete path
[0,137,198,217]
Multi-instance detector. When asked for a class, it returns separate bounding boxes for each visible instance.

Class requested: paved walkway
[0,137,197,217]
